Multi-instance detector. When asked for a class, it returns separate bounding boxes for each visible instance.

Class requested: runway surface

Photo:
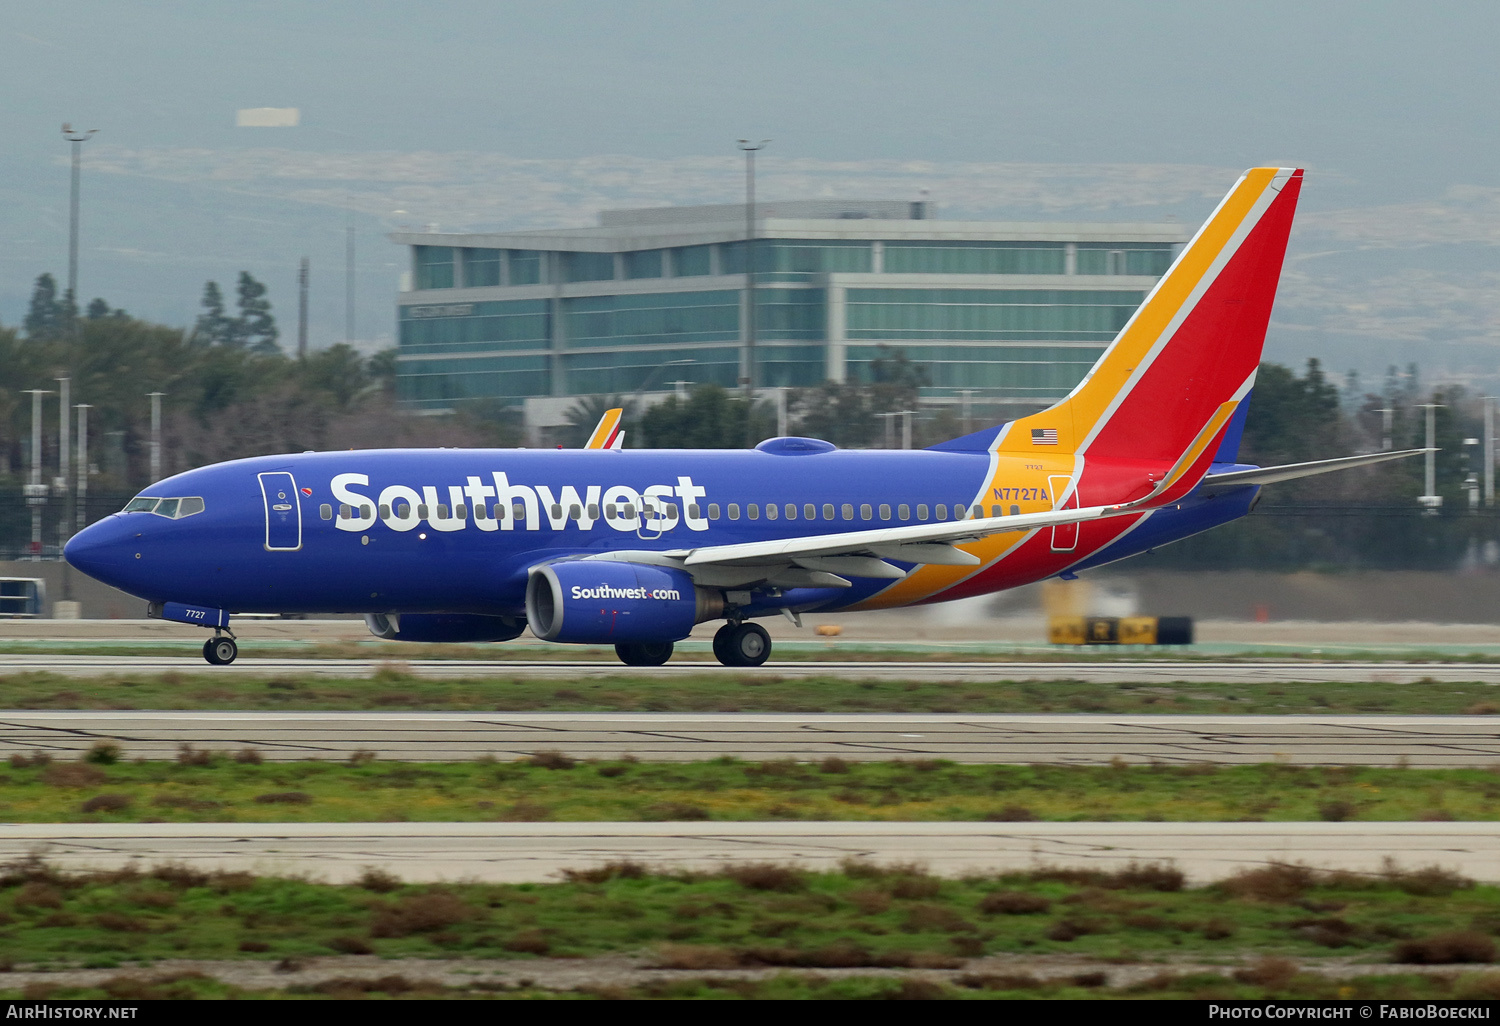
[5,653,1500,683]
[9,820,1497,883]
[5,710,1500,765]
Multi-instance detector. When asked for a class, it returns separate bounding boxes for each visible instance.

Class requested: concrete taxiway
[3,711,1499,765]
[8,820,1497,884]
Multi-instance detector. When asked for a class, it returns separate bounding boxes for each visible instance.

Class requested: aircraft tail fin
[995,168,1304,488]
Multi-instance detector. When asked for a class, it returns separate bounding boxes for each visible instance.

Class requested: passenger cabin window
[804,503,816,520]
[1010,504,1021,516]
[709,503,721,520]
[880,504,891,520]
[917,504,929,521]
[898,504,910,520]
[747,503,759,520]
[935,505,947,521]
[396,503,411,518]
[587,504,600,520]
[320,504,333,520]
[860,503,872,520]
[823,503,835,520]
[727,503,740,520]
[339,504,352,519]
[380,504,392,519]
[766,504,779,521]
[568,504,581,521]
[972,505,983,519]
[454,505,467,520]
[512,503,526,520]
[842,503,853,520]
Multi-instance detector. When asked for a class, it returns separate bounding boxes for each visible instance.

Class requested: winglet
[585,408,624,450]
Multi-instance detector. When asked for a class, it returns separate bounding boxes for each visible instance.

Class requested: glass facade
[414,246,454,290]
[564,291,741,348]
[461,248,501,288]
[846,343,1103,397]
[509,250,542,285]
[398,299,550,354]
[397,354,550,404]
[564,251,615,283]
[721,240,872,275]
[1075,244,1173,276]
[671,245,712,277]
[846,289,1145,343]
[624,249,663,279]
[399,225,1178,410]
[884,241,1064,275]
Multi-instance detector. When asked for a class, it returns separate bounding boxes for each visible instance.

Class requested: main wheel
[712,623,736,665]
[202,639,221,665]
[615,640,673,666]
[208,637,238,665]
[719,622,771,667]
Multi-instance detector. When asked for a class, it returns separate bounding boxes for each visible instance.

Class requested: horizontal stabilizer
[1200,448,1430,488]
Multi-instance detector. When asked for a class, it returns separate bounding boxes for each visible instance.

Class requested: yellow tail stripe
[585,408,622,449]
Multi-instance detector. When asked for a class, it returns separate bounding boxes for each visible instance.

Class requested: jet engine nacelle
[364,612,526,643]
[526,561,722,644]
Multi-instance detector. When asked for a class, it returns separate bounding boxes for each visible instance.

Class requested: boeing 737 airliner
[64,168,1421,667]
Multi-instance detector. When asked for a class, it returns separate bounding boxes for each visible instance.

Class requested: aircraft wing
[1199,448,1429,488]
[598,503,1140,589]
[584,408,624,450]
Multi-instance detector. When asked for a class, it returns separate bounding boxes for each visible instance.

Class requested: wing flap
[675,503,1129,569]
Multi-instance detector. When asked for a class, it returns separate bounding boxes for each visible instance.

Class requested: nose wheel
[203,636,238,665]
[713,622,771,667]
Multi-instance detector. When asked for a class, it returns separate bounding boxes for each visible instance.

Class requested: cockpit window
[121,496,205,519]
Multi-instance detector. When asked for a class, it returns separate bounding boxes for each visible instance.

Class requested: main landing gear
[713,621,771,667]
[615,641,673,666]
[202,633,238,665]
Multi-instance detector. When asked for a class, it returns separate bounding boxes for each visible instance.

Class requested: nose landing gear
[202,633,238,665]
[713,621,771,667]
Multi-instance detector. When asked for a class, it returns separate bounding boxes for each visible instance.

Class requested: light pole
[737,139,769,448]
[1416,402,1445,513]
[61,125,97,325]
[148,392,165,484]
[75,404,91,531]
[1484,397,1497,506]
[23,390,52,558]
[55,377,71,567]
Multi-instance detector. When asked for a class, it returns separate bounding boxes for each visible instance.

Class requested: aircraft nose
[64,517,132,580]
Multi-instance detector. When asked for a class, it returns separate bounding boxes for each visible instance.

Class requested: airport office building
[391,200,1189,433]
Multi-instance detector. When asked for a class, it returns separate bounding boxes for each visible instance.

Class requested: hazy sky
[3,1,1498,382]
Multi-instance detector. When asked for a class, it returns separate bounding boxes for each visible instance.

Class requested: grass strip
[2,857,1500,978]
[6,668,1500,714]
[11,753,1500,823]
[14,968,1500,1001]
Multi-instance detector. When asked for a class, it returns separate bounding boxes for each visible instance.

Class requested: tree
[195,281,232,346]
[640,384,772,448]
[233,272,278,353]
[1240,358,1341,465]
[300,343,369,409]
[23,274,63,340]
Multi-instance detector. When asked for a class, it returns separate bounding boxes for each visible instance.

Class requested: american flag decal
[1031,428,1058,445]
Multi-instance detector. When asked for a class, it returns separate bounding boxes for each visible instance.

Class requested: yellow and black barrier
[1048,615,1193,646]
